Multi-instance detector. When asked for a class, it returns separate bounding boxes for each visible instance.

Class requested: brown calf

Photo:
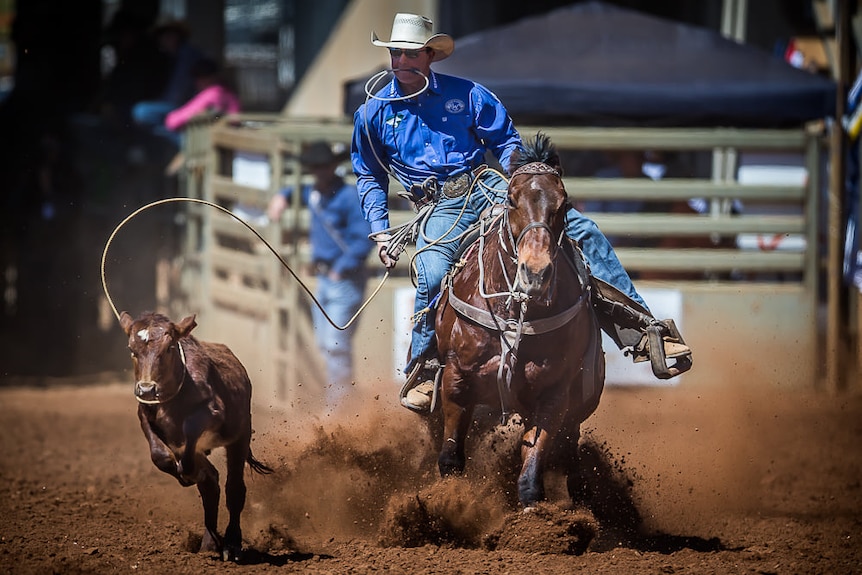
[119,311,272,561]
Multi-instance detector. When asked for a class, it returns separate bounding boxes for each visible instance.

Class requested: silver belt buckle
[442,172,471,198]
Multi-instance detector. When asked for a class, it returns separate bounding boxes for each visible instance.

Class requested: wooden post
[826,0,851,393]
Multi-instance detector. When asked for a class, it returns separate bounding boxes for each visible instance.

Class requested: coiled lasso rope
[100,197,389,330]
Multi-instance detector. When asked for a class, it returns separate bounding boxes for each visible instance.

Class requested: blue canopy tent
[346,1,836,127]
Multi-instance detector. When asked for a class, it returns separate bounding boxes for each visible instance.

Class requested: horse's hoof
[222,546,242,562]
[522,505,538,513]
[199,530,222,554]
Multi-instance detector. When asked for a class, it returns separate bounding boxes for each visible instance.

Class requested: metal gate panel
[169,118,824,407]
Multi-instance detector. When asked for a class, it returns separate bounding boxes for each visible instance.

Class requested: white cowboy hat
[371,13,454,62]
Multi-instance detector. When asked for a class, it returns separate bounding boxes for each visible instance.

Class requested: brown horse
[435,133,604,509]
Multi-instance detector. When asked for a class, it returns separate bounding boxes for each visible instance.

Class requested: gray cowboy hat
[371,13,454,62]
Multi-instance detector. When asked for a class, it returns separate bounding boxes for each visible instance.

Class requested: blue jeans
[407,171,646,372]
[312,272,367,404]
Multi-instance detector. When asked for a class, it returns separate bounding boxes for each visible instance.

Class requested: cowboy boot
[399,357,442,413]
[589,278,692,379]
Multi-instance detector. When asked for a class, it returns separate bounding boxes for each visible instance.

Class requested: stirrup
[628,319,692,379]
[399,358,442,413]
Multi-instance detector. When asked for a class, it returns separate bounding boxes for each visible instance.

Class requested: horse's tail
[246,450,274,475]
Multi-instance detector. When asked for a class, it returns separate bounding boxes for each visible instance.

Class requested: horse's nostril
[519,264,547,285]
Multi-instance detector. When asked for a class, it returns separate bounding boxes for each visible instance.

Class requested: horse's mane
[509,132,561,174]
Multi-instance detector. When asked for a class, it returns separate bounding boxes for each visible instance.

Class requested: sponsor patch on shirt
[385,112,405,129]
[444,99,466,114]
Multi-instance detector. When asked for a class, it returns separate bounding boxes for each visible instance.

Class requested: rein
[444,170,588,423]
[135,341,187,405]
[448,212,586,336]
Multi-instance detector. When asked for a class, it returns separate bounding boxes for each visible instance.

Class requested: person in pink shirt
[164,57,240,133]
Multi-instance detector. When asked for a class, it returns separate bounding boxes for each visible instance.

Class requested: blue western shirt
[351,71,522,234]
[280,180,373,275]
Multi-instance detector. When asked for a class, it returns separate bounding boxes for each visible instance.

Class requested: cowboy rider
[351,13,692,413]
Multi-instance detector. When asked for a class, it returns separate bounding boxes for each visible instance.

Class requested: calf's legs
[222,439,251,561]
[195,448,250,562]
[195,457,222,554]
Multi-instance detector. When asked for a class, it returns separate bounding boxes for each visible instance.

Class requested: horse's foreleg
[519,398,567,508]
[222,438,250,561]
[562,361,601,507]
[558,420,588,506]
[519,424,555,507]
[437,370,473,477]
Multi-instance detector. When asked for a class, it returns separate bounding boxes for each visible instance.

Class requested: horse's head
[506,133,567,303]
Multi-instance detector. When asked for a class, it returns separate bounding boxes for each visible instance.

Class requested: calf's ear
[176,314,198,337]
[119,312,135,335]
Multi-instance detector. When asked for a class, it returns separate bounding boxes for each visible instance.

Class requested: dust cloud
[242,391,628,556]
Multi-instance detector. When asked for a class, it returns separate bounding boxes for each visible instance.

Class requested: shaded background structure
[0,0,848,381]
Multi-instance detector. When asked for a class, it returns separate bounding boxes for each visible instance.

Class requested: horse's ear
[507,147,524,177]
[547,145,563,176]
[534,132,562,176]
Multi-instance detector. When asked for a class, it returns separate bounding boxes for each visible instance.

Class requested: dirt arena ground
[1,372,860,575]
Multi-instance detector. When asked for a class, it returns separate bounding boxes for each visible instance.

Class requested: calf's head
[119,312,197,404]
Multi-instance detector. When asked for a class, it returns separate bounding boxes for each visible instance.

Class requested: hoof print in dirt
[491,503,598,555]
[377,479,507,549]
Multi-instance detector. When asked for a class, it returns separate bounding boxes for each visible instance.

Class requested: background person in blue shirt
[352,13,690,413]
[268,140,374,409]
